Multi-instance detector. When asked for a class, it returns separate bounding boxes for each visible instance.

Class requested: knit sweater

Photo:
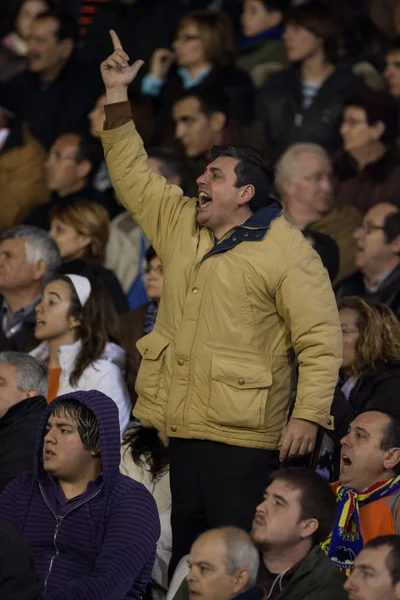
[0,390,160,600]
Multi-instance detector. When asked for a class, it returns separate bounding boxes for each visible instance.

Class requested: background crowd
[2,0,400,599]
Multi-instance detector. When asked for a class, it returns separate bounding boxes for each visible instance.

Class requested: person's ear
[76,234,92,252]
[58,38,74,61]
[209,111,227,135]
[389,234,400,254]
[299,518,319,540]
[25,389,38,398]
[372,120,385,141]
[68,314,81,330]
[32,259,46,282]
[77,159,92,180]
[232,569,250,594]
[238,184,255,207]
[383,447,400,472]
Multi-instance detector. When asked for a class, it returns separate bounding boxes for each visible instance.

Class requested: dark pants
[168,438,280,578]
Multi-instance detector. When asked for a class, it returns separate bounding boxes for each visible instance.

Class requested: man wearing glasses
[335,202,400,319]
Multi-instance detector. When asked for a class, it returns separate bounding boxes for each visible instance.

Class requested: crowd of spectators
[2,0,400,599]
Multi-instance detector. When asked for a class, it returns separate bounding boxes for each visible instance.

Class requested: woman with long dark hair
[30,273,132,433]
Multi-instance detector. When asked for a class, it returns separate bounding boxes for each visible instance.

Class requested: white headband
[65,274,91,307]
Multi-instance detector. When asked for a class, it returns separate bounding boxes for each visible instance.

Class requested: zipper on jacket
[40,483,103,593]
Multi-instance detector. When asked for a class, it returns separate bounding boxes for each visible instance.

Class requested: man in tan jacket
[100,31,342,576]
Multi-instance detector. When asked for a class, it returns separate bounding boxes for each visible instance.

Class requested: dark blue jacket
[0,390,160,600]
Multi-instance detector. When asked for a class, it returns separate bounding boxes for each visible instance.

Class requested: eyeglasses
[361,223,385,235]
[175,34,201,43]
[145,265,164,275]
[342,119,368,127]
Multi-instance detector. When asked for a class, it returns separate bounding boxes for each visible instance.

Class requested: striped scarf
[322,476,400,575]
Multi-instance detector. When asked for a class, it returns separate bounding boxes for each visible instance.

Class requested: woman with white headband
[29,273,132,434]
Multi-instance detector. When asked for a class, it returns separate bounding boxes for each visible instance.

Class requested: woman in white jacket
[30,273,132,434]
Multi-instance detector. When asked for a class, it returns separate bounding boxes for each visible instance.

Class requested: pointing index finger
[110,29,123,51]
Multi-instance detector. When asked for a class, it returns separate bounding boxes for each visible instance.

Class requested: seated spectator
[31,274,132,433]
[142,10,255,142]
[344,535,400,600]
[331,297,400,442]
[0,520,41,600]
[384,36,400,100]
[25,131,120,227]
[172,86,256,178]
[0,391,160,598]
[334,90,400,215]
[325,411,400,572]
[49,199,128,314]
[256,2,363,162]
[251,468,346,600]
[0,225,60,353]
[120,247,163,377]
[0,0,50,83]
[106,149,190,305]
[1,8,102,148]
[121,426,170,595]
[335,203,400,318]
[0,105,49,231]
[276,143,362,282]
[237,0,288,87]
[0,351,47,493]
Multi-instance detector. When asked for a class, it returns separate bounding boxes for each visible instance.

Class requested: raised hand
[101,30,144,102]
[149,48,175,79]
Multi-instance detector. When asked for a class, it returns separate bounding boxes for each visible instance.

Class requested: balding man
[335,202,400,318]
[168,527,260,600]
[276,143,361,282]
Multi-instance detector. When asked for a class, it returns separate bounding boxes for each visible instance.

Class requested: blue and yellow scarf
[322,476,400,575]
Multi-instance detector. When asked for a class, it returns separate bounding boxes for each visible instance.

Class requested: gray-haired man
[0,225,60,352]
[0,351,48,492]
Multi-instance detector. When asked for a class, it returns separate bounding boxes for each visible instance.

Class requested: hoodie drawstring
[267,568,290,599]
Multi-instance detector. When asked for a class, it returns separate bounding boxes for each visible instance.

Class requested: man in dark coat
[0,520,41,600]
[335,203,400,318]
[0,352,48,493]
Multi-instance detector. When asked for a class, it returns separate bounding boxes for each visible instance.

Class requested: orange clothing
[47,368,62,404]
[331,481,400,541]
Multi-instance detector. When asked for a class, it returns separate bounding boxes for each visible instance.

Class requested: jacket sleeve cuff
[290,407,334,430]
[104,102,133,130]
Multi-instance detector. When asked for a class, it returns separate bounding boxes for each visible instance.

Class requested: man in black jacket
[0,9,102,149]
[0,351,48,493]
[335,203,400,318]
[0,226,61,353]
[0,520,41,599]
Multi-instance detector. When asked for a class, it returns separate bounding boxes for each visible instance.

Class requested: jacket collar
[0,395,46,425]
[203,199,282,259]
[334,145,399,182]
[30,339,82,372]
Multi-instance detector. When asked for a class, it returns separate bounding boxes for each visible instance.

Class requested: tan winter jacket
[100,103,342,450]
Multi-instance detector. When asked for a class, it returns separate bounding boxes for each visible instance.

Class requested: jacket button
[244,232,249,237]
[232,236,237,241]
[327,418,332,426]
[178,359,184,366]
[192,287,199,294]
[171,425,177,432]
[144,348,148,355]
[238,378,245,385]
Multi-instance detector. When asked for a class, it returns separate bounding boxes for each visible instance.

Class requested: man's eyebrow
[209,167,223,175]
[349,425,370,437]
[46,421,75,428]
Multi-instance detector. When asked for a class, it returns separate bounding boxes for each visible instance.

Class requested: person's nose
[35,300,44,315]
[340,432,351,448]
[175,122,185,141]
[321,175,332,194]
[196,171,208,186]
[344,571,358,592]
[353,226,364,242]
[186,567,196,584]
[44,428,56,444]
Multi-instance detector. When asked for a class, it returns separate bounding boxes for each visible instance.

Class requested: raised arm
[99,31,196,262]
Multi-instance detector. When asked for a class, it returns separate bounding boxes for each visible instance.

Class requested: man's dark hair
[145,246,157,264]
[285,1,342,64]
[35,9,78,44]
[174,85,230,120]
[365,536,400,584]
[387,35,400,56]
[147,147,194,195]
[303,229,339,282]
[75,132,104,175]
[383,208,400,246]
[269,467,337,545]
[378,413,400,475]
[345,89,399,145]
[50,398,100,454]
[209,145,275,213]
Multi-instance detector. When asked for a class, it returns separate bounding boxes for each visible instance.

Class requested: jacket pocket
[135,331,169,402]
[207,357,272,429]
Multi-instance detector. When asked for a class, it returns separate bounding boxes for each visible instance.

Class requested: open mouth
[35,319,46,326]
[44,448,56,458]
[198,191,212,209]
[341,454,352,469]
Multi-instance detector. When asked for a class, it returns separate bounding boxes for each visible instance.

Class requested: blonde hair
[50,199,110,263]
[275,143,329,196]
[338,297,400,378]
[178,11,236,68]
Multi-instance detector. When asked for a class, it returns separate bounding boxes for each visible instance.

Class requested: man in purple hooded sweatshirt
[0,390,160,600]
